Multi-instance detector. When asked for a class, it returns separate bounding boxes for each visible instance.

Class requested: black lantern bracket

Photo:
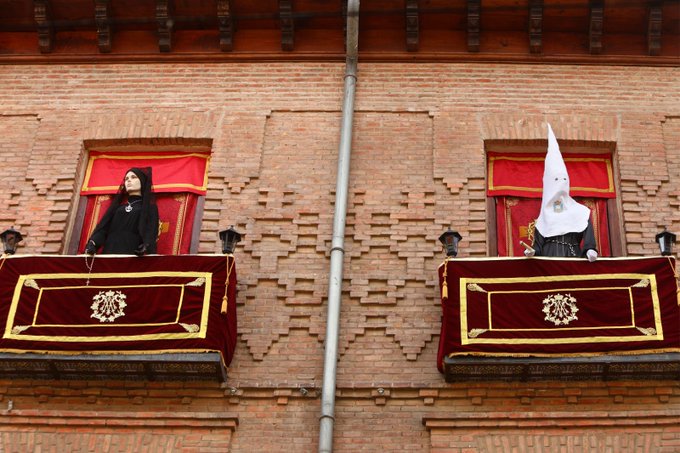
[439,228,462,258]
[219,226,242,255]
[655,228,676,257]
[0,228,23,256]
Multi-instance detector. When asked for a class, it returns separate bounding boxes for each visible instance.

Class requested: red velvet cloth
[496,197,610,257]
[78,193,198,255]
[81,151,210,195]
[437,257,680,372]
[487,152,615,198]
[0,255,237,366]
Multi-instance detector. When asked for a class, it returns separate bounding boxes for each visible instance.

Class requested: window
[72,150,210,255]
[486,150,619,257]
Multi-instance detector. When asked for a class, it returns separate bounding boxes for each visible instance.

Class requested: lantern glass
[0,228,23,255]
[219,226,242,254]
[655,229,676,256]
[438,229,462,257]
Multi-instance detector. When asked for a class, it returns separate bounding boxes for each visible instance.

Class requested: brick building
[0,1,679,451]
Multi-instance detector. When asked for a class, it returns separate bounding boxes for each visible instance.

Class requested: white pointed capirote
[535,123,591,238]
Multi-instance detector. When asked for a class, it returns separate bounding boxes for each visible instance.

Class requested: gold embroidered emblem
[467,283,486,293]
[186,277,205,287]
[11,325,30,334]
[636,327,657,336]
[542,293,579,326]
[90,290,127,323]
[24,279,40,290]
[526,220,536,243]
[468,328,488,338]
[632,279,650,288]
[180,323,200,333]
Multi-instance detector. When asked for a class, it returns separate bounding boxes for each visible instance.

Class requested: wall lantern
[655,228,676,256]
[219,226,242,254]
[0,228,23,255]
[438,229,462,257]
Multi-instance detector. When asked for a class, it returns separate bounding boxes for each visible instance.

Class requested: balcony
[0,254,237,382]
[443,353,680,382]
[437,256,680,382]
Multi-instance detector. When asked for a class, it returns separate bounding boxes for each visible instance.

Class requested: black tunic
[89,196,159,254]
[532,220,597,258]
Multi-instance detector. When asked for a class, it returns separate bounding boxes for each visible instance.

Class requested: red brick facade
[0,62,678,451]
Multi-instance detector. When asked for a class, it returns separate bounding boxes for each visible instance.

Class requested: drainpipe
[318,1,359,452]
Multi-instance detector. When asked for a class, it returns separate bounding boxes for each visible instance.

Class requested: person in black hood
[85,167,159,256]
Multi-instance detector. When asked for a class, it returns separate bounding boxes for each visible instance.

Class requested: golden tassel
[221,256,234,314]
[669,256,680,306]
[441,259,449,300]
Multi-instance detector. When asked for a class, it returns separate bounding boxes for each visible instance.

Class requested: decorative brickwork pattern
[0,62,678,452]
[424,411,680,453]
[0,410,237,453]
[661,117,680,242]
[0,115,40,243]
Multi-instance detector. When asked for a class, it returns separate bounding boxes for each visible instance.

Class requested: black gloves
[86,241,149,256]
[134,243,148,257]
[85,240,97,255]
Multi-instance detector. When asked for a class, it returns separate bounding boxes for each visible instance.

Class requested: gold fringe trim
[447,346,680,359]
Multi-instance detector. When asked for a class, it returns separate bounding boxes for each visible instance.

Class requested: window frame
[484,142,623,257]
[67,144,211,255]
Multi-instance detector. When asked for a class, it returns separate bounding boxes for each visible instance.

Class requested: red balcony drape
[437,256,680,372]
[0,255,237,367]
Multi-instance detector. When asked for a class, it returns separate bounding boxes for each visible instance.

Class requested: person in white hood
[524,124,598,261]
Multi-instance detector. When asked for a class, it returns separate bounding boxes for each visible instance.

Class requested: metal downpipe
[318,1,359,452]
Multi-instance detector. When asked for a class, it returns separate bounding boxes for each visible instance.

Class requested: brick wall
[0,62,678,452]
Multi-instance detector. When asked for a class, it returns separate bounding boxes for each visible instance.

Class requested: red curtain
[437,256,680,371]
[78,151,208,255]
[81,151,209,195]
[488,152,614,257]
[487,152,615,198]
[0,255,238,366]
[78,193,198,255]
[496,197,611,257]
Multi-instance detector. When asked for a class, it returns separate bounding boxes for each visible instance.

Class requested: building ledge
[444,353,680,382]
[0,352,227,382]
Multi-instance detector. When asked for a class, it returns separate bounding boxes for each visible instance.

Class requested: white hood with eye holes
[535,124,591,238]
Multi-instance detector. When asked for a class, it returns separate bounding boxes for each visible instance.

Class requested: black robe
[532,219,597,258]
[89,196,159,254]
